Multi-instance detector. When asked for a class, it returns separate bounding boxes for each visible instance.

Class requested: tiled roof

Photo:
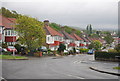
[7,18,16,23]
[81,36,89,42]
[87,37,105,43]
[71,33,83,40]
[68,42,76,47]
[44,26,63,37]
[0,15,16,29]
[60,31,74,40]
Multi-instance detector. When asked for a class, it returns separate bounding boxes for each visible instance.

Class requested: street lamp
[9,23,16,56]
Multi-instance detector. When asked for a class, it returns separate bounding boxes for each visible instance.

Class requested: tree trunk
[60,51,63,56]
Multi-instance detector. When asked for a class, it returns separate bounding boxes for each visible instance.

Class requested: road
[2,54,119,79]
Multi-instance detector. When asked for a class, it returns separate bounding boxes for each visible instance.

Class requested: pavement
[89,61,119,74]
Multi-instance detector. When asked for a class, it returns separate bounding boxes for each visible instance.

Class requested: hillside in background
[49,23,81,36]
[0,7,82,36]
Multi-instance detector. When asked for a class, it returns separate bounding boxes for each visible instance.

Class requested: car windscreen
[8,46,15,49]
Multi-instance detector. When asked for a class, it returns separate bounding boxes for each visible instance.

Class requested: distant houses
[44,20,90,50]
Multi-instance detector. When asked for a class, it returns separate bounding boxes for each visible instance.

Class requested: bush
[64,52,69,56]
[115,44,120,52]
[34,52,40,56]
[108,49,117,52]
[95,51,120,61]
[79,48,89,53]
[14,44,21,54]
[3,51,12,55]
[2,42,8,48]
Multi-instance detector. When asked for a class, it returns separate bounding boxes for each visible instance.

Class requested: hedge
[79,48,89,53]
[95,51,120,61]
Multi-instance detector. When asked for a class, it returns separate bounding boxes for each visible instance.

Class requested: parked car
[102,49,108,52]
[38,46,47,52]
[2,48,7,52]
[0,47,7,52]
[64,50,69,53]
[87,49,94,54]
[76,49,80,54]
[6,46,17,52]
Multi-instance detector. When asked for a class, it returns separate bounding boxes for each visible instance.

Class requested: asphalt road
[2,54,119,79]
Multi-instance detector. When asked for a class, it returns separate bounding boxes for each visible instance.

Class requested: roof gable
[72,33,83,40]
[45,26,63,37]
[0,15,16,28]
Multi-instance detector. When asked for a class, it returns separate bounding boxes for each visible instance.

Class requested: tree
[89,24,92,34]
[115,44,120,52]
[104,33,114,44]
[14,44,21,54]
[58,43,66,56]
[15,15,45,51]
[0,7,18,18]
[86,24,92,36]
[89,40,102,50]
[2,42,8,48]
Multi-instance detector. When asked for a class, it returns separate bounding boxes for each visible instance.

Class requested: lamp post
[9,23,16,56]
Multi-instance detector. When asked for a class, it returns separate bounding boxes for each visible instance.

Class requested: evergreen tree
[89,24,92,34]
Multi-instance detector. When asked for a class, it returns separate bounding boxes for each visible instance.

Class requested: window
[8,30,11,36]
[5,30,7,36]
[0,28,1,33]
[11,30,14,36]
[47,37,50,41]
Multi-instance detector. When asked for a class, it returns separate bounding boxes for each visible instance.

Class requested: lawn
[113,67,120,70]
[0,55,28,60]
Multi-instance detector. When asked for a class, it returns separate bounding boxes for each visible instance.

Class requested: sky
[0,0,119,30]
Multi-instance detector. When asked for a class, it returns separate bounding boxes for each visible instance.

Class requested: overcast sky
[1,0,119,30]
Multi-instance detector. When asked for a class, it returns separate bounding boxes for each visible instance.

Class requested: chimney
[44,20,49,26]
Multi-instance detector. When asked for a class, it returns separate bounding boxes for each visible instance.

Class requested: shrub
[79,48,89,53]
[34,52,40,56]
[108,49,117,52]
[3,51,12,55]
[14,44,21,54]
[115,44,120,52]
[64,52,69,56]
[2,42,8,48]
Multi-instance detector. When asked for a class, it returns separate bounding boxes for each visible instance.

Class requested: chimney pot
[44,20,49,26]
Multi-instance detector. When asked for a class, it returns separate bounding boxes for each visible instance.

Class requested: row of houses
[44,20,106,50]
[0,15,106,51]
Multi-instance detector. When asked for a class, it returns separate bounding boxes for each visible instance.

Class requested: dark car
[87,49,94,54]
[38,46,47,52]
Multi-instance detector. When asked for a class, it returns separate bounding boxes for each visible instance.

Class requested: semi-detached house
[0,15,17,45]
[44,20,64,51]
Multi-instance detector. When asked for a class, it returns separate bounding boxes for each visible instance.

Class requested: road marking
[47,62,85,79]
[67,74,85,79]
